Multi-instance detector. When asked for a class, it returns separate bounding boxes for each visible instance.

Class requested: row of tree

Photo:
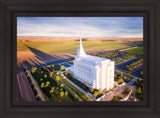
[126,59,143,71]
[92,50,123,58]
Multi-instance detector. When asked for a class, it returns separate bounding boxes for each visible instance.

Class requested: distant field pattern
[17,41,135,53]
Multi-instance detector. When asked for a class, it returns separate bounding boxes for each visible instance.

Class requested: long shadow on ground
[20,45,75,69]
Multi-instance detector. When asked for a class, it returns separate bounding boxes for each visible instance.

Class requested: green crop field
[124,47,143,56]
[17,41,135,53]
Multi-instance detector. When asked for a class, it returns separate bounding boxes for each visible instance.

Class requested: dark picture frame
[0,0,160,118]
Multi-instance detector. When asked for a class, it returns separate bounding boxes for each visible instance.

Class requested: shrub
[97,89,101,95]
[112,96,120,101]
[68,61,74,65]
[83,81,88,86]
[90,87,94,93]
[122,87,131,95]
[117,77,124,84]
[93,91,98,98]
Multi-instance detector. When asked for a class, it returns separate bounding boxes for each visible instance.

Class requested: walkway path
[61,73,94,101]
[114,69,139,100]
[27,70,46,101]
[45,68,82,100]
[59,80,82,100]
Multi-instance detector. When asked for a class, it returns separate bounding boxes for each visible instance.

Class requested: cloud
[17,17,143,38]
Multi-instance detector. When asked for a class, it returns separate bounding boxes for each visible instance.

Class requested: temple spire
[76,33,86,57]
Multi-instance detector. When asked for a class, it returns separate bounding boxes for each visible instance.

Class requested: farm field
[17,40,136,53]
[17,38,141,68]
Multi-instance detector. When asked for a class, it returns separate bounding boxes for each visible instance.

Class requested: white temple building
[72,35,115,91]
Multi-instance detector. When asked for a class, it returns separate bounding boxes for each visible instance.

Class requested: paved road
[17,71,36,101]
[116,57,141,68]
[130,64,143,78]
[27,70,46,101]
[115,57,143,77]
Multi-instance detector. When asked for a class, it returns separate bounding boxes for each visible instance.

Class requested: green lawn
[17,41,135,53]
[59,75,91,101]
[31,67,77,101]
[124,47,143,56]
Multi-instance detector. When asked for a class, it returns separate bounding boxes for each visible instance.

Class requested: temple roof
[76,34,113,65]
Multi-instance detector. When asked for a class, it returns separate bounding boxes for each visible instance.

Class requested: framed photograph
[16,16,144,102]
[0,0,160,118]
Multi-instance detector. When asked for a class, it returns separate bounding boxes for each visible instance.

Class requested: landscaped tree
[40,78,43,81]
[83,81,88,86]
[64,70,69,75]
[45,81,50,87]
[60,66,65,71]
[52,64,54,68]
[78,98,83,101]
[104,89,108,93]
[36,93,41,99]
[60,91,64,97]
[26,70,28,74]
[49,89,54,95]
[60,84,64,88]
[122,87,131,95]
[27,74,30,77]
[140,71,143,76]
[31,67,37,73]
[31,82,34,86]
[117,77,124,84]
[50,72,53,77]
[90,87,94,93]
[97,89,101,95]
[93,91,98,98]
[56,76,60,82]
[33,86,36,91]
[120,73,123,77]
[72,75,75,79]
[64,91,68,96]
[136,87,142,94]
[51,87,54,90]
[56,71,59,76]
[112,96,120,101]
[44,74,47,78]
[74,94,78,99]
[41,82,45,88]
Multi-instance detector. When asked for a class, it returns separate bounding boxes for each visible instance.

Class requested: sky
[17,17,143,38]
